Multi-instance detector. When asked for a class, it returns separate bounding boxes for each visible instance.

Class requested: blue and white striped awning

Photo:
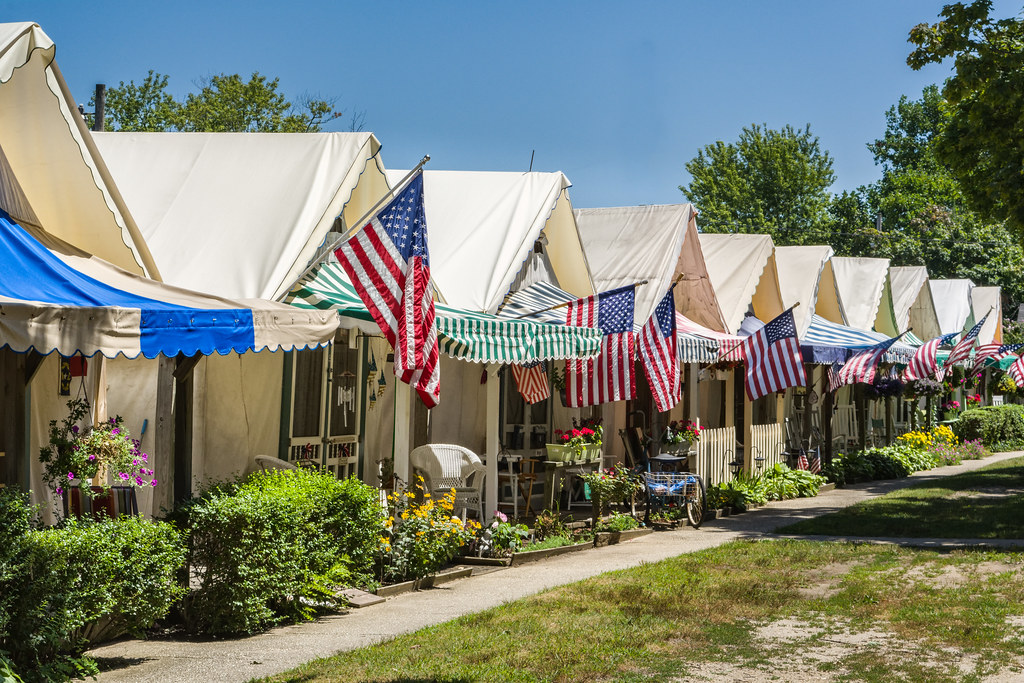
[802,315,917,364]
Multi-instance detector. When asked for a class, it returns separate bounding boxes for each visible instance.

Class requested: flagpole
[277,154,431,301]
[510,280,650,320]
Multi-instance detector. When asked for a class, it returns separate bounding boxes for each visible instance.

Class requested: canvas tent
[0,23,157,277]
[385,169,594,312]
[573,204,726,332]
[889,266,941,341]
[773,245,834,335]
[829,257,897,334]
[930,279,975,336]
[970,286,1003,345]
[94,131,389,300]
[698,234,784,334]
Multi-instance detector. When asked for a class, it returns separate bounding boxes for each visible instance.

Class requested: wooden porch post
[484,363,500,524]
[393,379,411,487]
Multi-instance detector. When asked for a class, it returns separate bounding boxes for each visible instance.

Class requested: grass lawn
[778,456,1024,539]
[263,540,1024,682]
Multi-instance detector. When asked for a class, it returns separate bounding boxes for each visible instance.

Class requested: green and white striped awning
[287,263,602,364]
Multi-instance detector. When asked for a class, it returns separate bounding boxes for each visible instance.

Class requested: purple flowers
[67,472,75,480]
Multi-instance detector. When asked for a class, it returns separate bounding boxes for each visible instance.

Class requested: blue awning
[0,212,337,358]
[801,315,917,365]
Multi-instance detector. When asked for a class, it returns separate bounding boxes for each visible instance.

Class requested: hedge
[180,469,383,636]
[953,404,1024,451]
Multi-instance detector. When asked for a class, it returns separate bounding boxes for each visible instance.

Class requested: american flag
[565,285,636,407]
[829,333,906,393]
[795,450,809,470]
[739,308,806,401]
[943,312,990,370]
[970,343,1024,375]
[511,362,550,404]
[639,288,681,413]
[335,173,440,408]
[1009,355,1024,388]
[903,332,958,382]
[809,447,821,474]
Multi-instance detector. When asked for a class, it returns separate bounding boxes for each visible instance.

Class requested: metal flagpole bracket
[277,154,431,301]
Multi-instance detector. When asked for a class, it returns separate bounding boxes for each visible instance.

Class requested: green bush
[823,444,942,487]
[0,490,185,682]
[181,469,382,636]
[954,404,1024,450]
[761,463,826,499]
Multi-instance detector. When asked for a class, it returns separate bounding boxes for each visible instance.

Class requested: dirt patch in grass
[796,560,864,599]
[949,487,1024,500]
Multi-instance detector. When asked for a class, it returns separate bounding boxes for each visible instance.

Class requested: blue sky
[8,1,1022,208]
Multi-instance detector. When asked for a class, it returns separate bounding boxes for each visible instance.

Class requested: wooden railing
[693,425,737,487]
[750,422,785,470]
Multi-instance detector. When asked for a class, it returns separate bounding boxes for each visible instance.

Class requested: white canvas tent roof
[889,266,941,340]
[93,131,388,300]
[971,285,1003,344]
[385,169,593,313]
[698,234,783,334]
[830,257,891,332]
[773,245,834,335]
[0,22,157,277]
[930,279,975,335]
[574,203,726,332]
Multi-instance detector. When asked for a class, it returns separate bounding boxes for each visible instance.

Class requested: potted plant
[661,420,701,454]
[548,429,587,462]
[39,399,157,518]
[574,417,603,461]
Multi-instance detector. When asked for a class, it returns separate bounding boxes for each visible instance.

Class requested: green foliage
[101,71,346,133]
[181,469,382,635]
[594,511,640,533]
[824,445,943,487]
[954,404,1024,450]
[480,513,529,558]
[0,490,185,681]
[908,1,1024,233]
[580,465,643,515]
[761,463,827,499]
[681,123,836,244]
[381,485,476,584]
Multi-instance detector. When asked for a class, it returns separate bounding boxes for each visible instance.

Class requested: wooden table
[542,458,601,511]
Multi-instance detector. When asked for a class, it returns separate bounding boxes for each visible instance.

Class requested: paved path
[90,451,1024,683]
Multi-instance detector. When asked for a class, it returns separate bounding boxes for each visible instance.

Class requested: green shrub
[381,486,476,583]
[954,404,1024,450]
[0,490,185,681]
[181,469,382,636]
[594,511,640,532]
[824,444,943,487]
[761,463,826,499]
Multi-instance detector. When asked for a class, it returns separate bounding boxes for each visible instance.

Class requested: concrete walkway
[90,450,1024,683]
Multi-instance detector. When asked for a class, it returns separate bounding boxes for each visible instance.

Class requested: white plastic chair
[409,444,486,520]
[254,454,297,472]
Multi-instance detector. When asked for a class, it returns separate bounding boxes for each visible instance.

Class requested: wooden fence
[694,425,737,487]
[750,422,785,470]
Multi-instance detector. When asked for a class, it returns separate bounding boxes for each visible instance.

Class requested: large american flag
[335,173,440,407]
[511,362,550,404]
[903,332,958,382]
[565,285,636,407]
[829,333,905,393]
[943,312,990,370]
[739,308,806,401]
[970,343,1024,375]
[1008,355,1024,388]
[640,288,681,413]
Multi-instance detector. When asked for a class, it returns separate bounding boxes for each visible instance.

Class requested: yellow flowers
[897,425,959,452]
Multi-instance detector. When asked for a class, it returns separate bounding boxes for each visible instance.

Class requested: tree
[99,71,347,133]
[680,123,836,245]
[907,0,1024,232]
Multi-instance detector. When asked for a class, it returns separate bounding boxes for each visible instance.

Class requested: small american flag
[335,173,439,407]
[511,362,550,404]
[795,450,809,471]
[944,312,990,370]
[1008,355,1024,388]
[970,343,1024,375]
[904,332,958,382]
[809,447,821,474]
[739,308,806,401]
[639,288,681,413]
[565,285,636,407]
[829,334,905,393]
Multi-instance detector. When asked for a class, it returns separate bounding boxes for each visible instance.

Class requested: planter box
[593,527,653,548]
[510,540,591,566]
[819,482,836,493]
[584,444,603,462]
[546,444,583,463]
[650,519,684,531]
[455,555,512,567]
[375,566,474,598]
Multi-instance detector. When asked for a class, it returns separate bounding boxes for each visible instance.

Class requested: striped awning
[802,315,917,365]
[287,264,602,364]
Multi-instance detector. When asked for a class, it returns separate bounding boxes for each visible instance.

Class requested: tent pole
[278,155,431,300]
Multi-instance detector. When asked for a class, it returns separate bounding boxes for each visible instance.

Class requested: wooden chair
[410,444,486,520]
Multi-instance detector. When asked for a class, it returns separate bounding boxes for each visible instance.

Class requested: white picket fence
[750,422,785,470]
[693,426,737,487]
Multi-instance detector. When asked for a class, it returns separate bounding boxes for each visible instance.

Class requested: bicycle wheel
[685,476,706,529]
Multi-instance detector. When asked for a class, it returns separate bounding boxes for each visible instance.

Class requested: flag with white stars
[970,342,1024,375]
[829,332,906,393]
[944,312,990,370]
[904,332,958,382]
[565,285,636,406]
[334,173,439,407]
[640,287,681,413]
[739,308,806,401]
